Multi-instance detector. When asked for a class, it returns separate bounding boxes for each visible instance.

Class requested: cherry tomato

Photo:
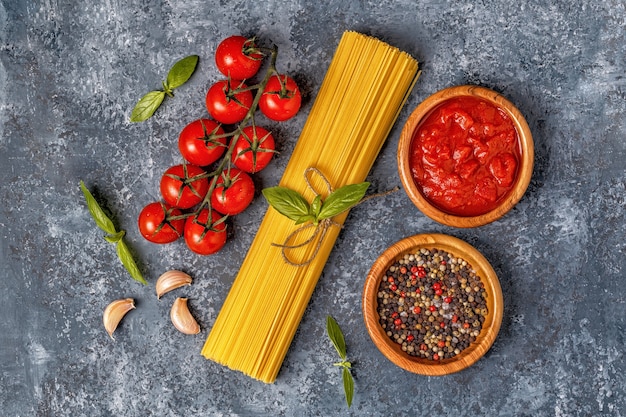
[206,80,253,125]
[259,75,302,121]
[210,168,255,215]
[231,126,276,173]
[178,119,226,166]
[184,208,227,255]
[160,164,209,209]
[138,202,185,244]
[215,35,264,80]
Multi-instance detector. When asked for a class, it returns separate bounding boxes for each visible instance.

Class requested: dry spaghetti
[202,31,420,383]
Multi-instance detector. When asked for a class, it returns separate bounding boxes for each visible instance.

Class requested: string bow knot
[272,167,342,267]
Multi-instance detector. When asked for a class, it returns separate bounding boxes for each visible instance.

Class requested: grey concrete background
[1,0,625,416]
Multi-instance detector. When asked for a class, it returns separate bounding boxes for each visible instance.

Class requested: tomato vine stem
[166,44,280,229]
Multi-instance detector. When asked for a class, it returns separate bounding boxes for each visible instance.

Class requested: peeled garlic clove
[103,298,135,339]
[156,270,193,299]
[170,297,200,335]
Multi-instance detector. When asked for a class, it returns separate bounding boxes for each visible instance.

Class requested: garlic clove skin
[170,297,200,335]
[103,298,135,339]
[156,270,193,299]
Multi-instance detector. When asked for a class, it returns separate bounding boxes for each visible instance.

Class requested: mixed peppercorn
[377,248,488,361]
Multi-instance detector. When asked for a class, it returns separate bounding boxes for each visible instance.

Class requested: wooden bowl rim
[397,85,534,228]
[362,233,503,376]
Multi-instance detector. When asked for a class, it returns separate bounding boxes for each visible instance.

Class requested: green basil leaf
[310,195,322,218]
[104,230,126,244]
[80,180,117,235]
[318,182,370,220]
[116,239,147,285]
[342,367,354,408]
[294,214,316,225]
[130,90,165,122]
[326,315,347,360]
[262,186,310,222]
[166,55,199,89]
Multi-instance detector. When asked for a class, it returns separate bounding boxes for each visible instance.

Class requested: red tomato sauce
[409,96,521,217]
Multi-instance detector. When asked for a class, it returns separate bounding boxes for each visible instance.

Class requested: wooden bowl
[397,85,534,228]
[362,233,503,376]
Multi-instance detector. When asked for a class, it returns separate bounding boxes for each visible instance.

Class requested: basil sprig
[262,182,370,226]
[130,55,199,122]
[326,315,354,408]
[80,181,147,285]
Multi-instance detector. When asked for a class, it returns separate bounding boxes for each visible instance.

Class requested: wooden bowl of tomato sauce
[398,85,534,228]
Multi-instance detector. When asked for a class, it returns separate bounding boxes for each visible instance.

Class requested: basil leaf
[80,181,146,285]
[116,239,147,285]
[310,195,322,218]
[130,90,165,122]
[166,55,199,89]
[318,182,370,220]
[262,186,310,222]
[342,367,354,408]
[80,180,117,235]
[295,214,317,225]
[326,315,347,360]
[104,230,126,244]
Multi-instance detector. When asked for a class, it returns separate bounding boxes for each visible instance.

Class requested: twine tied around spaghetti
[262,167,399,267]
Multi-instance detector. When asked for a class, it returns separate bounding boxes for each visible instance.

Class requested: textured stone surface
[1,0,625,416]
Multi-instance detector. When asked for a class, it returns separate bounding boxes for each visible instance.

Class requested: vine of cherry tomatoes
[138,35,302,255]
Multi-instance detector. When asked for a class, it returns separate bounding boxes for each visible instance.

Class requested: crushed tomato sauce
[409,96,521,217]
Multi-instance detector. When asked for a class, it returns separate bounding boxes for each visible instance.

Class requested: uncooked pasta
[202,31,420,383]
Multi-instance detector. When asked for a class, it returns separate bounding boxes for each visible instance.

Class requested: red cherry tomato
[160,164,209,209]
[205,80,253,125]
[138,202,185,244]
[178,119,226,166]
[259,75,302,121]
[210,169,255,215]
[215,35,263,80]
[231,126,276,173]
[184,208,227,255]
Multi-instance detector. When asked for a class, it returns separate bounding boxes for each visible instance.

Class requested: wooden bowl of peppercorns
[362,233,503,376]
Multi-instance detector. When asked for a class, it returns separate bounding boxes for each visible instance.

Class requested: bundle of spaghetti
[202,31,419,383]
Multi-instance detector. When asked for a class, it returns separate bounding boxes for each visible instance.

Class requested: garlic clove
[170,297,200,335]
[156,270,193,299]
[103,298,135,339]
